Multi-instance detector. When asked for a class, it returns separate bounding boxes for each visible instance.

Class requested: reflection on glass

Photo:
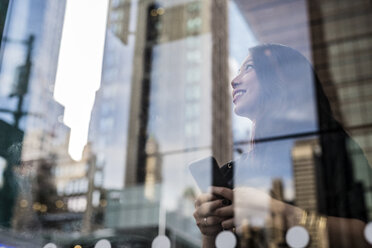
[193,43,372,248]
[0,0,371,247]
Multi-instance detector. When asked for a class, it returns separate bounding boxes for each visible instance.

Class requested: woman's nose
[231,78,240,89]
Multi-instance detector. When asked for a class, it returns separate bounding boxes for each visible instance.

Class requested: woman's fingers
[215,204,234,217]
[194,213,225,236]
[193,194,227,236]
[221,218,234,230]
[195,216,224,226]
[194,199,224,218]
[210,186,233,201]
[194,193,217,208]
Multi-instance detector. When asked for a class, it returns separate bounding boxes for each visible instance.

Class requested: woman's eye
[245,64,254,71]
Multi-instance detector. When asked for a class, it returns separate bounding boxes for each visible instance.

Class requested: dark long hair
[249,44,339,133]
[248,44,368,221]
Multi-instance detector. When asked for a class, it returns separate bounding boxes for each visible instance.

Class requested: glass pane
[0,0,372,247]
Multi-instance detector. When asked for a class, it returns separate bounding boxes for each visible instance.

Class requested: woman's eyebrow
[239,59,254,71]
[243,60,253,66]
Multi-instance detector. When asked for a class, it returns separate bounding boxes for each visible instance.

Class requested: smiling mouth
[233,89,246,103]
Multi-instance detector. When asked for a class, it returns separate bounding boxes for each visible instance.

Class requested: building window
[186,69,201,83]
[185,85,201,101]
[186,17,202,33]
[185,122,200,137]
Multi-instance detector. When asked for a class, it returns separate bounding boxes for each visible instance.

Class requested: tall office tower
[0,0,69,229]
[0,0,69,161]
[87,0,135,190]
[124,0,160,186]
[292,139,329,248]
[292,139,320,213]
[20,0,69,162]
[267,179,286,247]
[144,136,162,200]
[125,0,232,187]
[0,0,10,45]
[271,178,284,201]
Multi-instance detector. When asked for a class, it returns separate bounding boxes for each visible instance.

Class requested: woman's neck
[252,116,286,141]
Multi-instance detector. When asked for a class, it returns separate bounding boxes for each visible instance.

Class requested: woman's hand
[193,192,226,236]
[210,187,235,230]
[194,186,281,234]
[212,186,283,233]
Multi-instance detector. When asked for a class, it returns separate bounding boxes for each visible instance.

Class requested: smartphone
[188,156,231,193]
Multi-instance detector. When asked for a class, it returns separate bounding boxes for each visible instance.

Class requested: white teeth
[235,91,244,97]
[234,90,246,99]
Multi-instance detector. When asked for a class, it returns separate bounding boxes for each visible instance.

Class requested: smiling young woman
[193,44,371,248]
[231,55,261,119]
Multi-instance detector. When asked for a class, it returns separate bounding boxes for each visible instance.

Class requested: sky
[54,0,109,160]
[228,1,258,144]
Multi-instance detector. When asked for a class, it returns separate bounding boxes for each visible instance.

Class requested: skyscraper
[0,0,69,229]
[292,139,333,248]
[292,139,320,213]
[87,0,136,190]
[124,0,232,187]
[0,0,10,48]
[87,1,232,245]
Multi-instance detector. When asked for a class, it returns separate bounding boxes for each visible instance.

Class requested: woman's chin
[234,105,251,118]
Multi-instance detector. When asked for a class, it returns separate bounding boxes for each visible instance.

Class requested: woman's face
[231,55,261,118]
